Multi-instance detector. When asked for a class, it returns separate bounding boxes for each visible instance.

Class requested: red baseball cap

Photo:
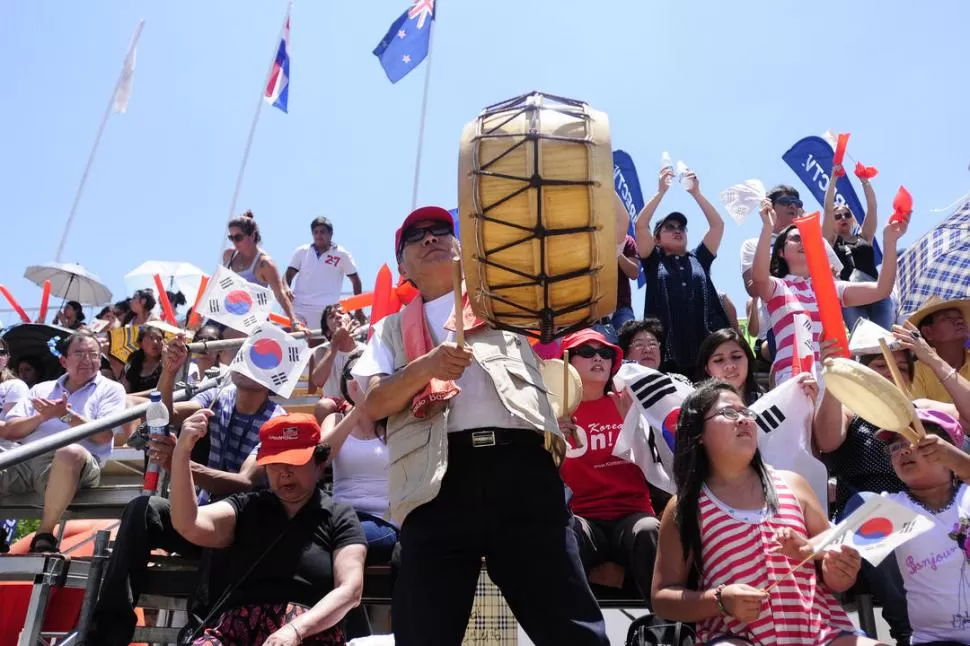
[256,413,321,467]
[394,206,454,256]
[560,328,624,376]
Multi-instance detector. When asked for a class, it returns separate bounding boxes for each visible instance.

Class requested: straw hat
[906,296,970,329]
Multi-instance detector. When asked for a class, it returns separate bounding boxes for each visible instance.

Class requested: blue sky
[2,0,969,328]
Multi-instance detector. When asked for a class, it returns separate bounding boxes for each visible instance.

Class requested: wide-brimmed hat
[907,296,970,330]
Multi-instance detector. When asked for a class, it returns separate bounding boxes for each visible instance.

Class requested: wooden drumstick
[452,257,464,346]
[878,338,925,441]
[562,350,570,415]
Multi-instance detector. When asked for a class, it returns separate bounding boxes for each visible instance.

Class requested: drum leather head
[821,357,913,433]
[540,358,582,418]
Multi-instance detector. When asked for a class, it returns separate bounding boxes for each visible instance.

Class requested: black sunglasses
[400,222,453,248]
[0,349,8,356]
[227,233,247,243]
[573,345,616,361]
[833,212,852,221]
[773,196,803,208]
[661,222,687,233]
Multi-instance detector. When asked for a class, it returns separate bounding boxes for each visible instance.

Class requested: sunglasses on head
[400,222,453,248]
[773,196,803,208]
[573,345,616,361]
[227,233,247,243]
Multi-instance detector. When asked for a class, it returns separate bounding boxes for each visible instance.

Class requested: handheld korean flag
[751,376,829,515]
[790,313,815,376]
[719,179,765,225]
[810,493,935,567]
[848,318,901,356]
[230,324,311,398]
[611,363,693,494]
[198,266,276,333]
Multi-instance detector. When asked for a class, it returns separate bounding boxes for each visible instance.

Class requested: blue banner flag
[613,150,646,287]
[373,0,435,83]
[449,207,459,239]
[782,136,880,262]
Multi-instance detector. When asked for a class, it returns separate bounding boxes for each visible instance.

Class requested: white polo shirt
[288,243,358,311]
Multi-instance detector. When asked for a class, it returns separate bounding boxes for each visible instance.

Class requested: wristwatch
[59,412,74,424]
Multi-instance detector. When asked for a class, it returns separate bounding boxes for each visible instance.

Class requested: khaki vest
[377,313,561,525]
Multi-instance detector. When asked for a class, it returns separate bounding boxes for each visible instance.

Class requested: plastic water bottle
[661,151,674,186]
[676,160,695,191]
[143,391,169,495]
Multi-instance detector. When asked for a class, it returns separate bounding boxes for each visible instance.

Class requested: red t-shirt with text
[560,396,654,521]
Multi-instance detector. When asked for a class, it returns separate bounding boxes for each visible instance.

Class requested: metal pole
[55,21,145,263]
[410,5,437,210]
[185,328,323,353]
[0,377,220,471]
[72,530,110,644]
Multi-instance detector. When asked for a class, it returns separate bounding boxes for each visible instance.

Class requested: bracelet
[288,623,303,644]
[943,367,958,384]
[713,584,730,616]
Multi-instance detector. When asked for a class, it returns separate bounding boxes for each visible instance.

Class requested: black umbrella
[0,323,73,383]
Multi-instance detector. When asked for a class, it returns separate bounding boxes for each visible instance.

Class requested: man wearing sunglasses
[352,206,608,645]
[740,185,844,363]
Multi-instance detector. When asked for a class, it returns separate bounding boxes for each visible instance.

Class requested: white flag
[719,179,766,225]
[848,317,901,356]
[198,266,276,333]
[611,364,693,494]
[810,493,935,566]
[751,375,830,516]
[822,130,838,150]
[230,324,310,398]
[113,20,144,114]
[791,312,815,376]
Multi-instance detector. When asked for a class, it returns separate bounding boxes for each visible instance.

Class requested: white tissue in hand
[719,179,766,225]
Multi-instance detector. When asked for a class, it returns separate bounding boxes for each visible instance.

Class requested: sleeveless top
[226,249,268,286]
[331,434,393,523]
[697,469,855,645]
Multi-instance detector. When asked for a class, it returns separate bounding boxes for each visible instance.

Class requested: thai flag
[264,9,290,113]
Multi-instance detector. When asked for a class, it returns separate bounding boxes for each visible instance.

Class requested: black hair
[96,306,112,320]
[58,330,101,356]
[769,224,798,278]
[312,443,332,465]
[617,318,665,355]
[311,216,333,234]
[320,304,344,340]
[196,324,224,342]
[133,289,157,313]
[767,184,800,202]
[66,301,85,324]
[167,291,187,309]
[673,380,778,571]
[14,355,45,385]
[339,347,387,442]
[114,298,134,325]
[695,329,763,405]
[859,351,916,383]
[0,338,14,383]
[228,210,262,244]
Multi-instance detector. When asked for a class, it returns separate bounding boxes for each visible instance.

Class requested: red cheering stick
[0,285,30,324]
[153,275,179,327]
[187,275,210,330]
[37,279,52,323]
[794,212,850,358]
[832,133,850,177]
[854,162,879,180]
[890,186,913,225]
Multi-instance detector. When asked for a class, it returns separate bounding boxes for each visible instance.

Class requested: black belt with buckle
[449,428,543,449]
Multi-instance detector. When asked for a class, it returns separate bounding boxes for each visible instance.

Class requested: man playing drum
[352,206,609,646]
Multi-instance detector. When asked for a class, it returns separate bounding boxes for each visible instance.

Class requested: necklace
[907,484,959,514]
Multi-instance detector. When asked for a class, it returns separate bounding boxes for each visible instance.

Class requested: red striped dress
[696,470,856,645]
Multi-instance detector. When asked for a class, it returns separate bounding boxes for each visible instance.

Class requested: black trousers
[571,511,660,599]
[392,436,609,646]
[87,495,202,646]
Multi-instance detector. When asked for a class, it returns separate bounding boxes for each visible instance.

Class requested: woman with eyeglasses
[121,326,165,394]
[750,198,907,386]
[224,211,303,333]
[820,165,895,331]
[557,328,661,602]
[651,380,873,646]
[633,166,730,376]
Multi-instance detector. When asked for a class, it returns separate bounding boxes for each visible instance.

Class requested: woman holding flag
[651,380,878,645]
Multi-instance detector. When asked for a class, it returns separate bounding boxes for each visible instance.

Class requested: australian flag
[264,8,291,113]
[373,0,435,83]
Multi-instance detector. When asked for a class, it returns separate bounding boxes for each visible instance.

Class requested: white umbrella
[24,262,113,305]
[123,261,207,303]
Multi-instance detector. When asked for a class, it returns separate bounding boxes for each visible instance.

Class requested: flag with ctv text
[229,324,310,398]
[373,0,435,83]
[613,150,646,287]
[198,266,275,333]
[810,493,935,566]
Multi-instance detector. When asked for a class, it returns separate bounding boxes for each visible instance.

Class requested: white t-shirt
[332,434,394,523]
[888,484,970,644]
[351,291,534,433]
[312,341,364,398]
[0,378,29,420]
[740,235,844,340]
[288,243,358,310]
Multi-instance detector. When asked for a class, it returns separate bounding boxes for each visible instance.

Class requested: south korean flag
[611,364,694,494]
[230,324,311,398]
[198,266,276,333]
[751,374,830,515]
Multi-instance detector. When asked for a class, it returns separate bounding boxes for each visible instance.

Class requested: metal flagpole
[220,2,291,263]
[410,3,437,210]
[55,20,144,263]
